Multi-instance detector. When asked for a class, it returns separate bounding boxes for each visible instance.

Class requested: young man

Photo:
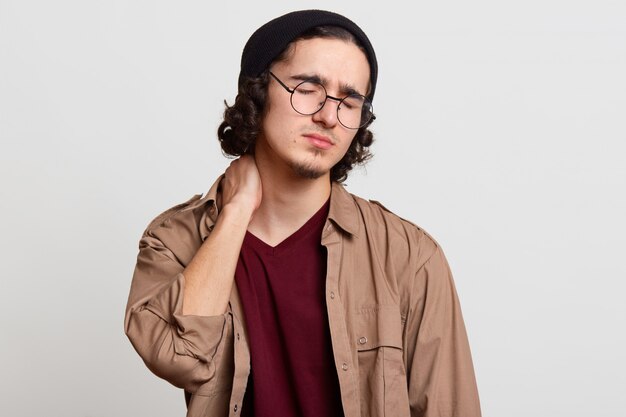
[125,9,481,417]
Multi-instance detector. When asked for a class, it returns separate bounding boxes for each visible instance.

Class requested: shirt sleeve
[124,232,229,393]
[404,245,482,417]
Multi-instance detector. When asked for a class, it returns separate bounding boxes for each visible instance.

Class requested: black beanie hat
[238,9,378,100]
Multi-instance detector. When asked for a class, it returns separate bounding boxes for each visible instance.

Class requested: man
[125,9,481,417]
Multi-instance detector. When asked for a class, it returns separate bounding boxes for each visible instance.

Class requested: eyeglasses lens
[291,81,373,129]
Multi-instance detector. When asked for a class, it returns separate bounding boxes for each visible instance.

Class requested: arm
[182,155,262,316]
[124,155,261,392]
[404,245,482,417]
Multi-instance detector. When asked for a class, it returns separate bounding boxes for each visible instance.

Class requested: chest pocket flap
[354,305,403,351]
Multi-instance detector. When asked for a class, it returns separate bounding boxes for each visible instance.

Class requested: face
[256,37,371,180]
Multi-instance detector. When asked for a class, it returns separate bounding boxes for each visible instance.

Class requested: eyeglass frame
[268,71,375,130]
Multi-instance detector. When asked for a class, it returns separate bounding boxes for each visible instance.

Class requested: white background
[1,1,625,416]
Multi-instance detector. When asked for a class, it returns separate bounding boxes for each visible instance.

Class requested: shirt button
[342,363,348,371]
[236,333,240,341]
[330,291,335,299]
[234,403,238,412]
[358,337,367,345]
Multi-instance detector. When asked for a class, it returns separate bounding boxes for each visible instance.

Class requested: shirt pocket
[354,305,410,417]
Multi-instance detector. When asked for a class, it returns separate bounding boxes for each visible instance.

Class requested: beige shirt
[124,176,481,417]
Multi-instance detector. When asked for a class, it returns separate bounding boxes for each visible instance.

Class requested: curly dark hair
[217,26,375,183]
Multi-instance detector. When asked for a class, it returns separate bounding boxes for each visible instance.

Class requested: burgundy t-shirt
[235,199,344,417]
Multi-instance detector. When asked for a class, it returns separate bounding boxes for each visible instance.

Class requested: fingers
[220,155,262,214]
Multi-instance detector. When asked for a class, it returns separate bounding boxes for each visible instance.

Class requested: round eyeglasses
[269,72,375,129]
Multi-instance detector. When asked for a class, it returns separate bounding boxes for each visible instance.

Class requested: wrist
[219,201,255,227]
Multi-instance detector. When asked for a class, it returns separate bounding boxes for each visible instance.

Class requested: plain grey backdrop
[1,0,625,416]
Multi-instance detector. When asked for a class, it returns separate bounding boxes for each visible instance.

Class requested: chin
[288,158,330,180]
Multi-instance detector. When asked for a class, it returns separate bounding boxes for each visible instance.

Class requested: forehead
[271,37,370,95]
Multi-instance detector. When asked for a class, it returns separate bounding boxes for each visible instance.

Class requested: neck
[247,147,332,247]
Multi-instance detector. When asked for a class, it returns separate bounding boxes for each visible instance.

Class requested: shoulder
[143,194,205,234]
[137,193,212,266]
[141,175,223,237]
[349,193,442,271]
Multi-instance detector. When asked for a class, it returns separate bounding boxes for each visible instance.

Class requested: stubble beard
[288,150,327,180]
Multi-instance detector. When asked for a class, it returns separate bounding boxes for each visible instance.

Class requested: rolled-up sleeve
[124,232,228,393]
[405,245,481,417]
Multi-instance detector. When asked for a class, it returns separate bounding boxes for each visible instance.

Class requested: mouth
[303,133,334,150]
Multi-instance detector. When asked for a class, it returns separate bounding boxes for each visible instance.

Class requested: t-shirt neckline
[244,198,330,256]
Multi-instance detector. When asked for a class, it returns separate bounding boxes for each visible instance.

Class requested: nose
[311,98,339,128]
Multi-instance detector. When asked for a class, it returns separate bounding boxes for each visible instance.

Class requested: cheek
[339,132,358,153]
[265,97,299,132]
[266,88,295,117]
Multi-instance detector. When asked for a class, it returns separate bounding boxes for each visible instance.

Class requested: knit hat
[238,9,378,100]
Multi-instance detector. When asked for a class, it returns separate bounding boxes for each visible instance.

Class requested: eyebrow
[289,73,363,97]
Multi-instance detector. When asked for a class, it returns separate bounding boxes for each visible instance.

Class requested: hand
[219,155,262,220]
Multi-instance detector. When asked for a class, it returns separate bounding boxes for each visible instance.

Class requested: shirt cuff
[147,273,228,362]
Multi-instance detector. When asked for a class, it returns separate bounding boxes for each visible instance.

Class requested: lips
[303,133,334,150]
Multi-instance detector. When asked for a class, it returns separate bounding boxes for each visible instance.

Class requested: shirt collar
[191,175,223,242]
[194,175,360,238]
[327,181,360,237]
[197,174,224,209]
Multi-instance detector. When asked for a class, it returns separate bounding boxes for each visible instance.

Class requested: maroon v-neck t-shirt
[235,199,343,417]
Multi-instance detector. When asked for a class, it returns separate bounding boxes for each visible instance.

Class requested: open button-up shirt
[124,176,482,417]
